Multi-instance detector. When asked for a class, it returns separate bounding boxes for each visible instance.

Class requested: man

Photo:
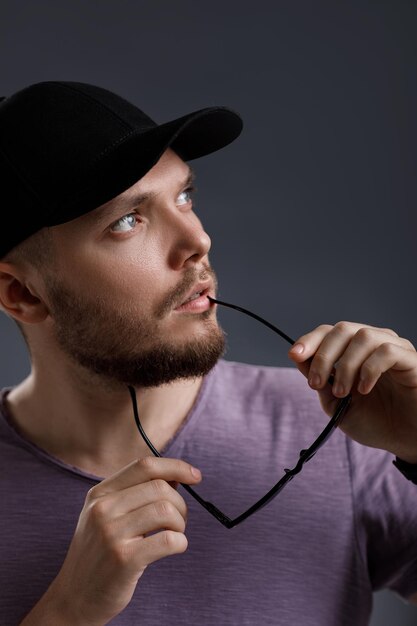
[0,81,416,625]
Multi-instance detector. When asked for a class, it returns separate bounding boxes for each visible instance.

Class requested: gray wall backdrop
[1,2,416,624]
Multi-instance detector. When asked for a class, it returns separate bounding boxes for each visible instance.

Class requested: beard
[44,266,226,389]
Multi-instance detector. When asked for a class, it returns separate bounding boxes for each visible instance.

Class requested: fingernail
[290,343,304,355]
[191,466,202,479]
[333,382,345,397]
[309,373,321,388]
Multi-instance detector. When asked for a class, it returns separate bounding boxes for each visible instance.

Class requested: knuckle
[88,499,108,525]
[313,351,332,366]
[154,499,175,519]
[355,327,374,343]
[137,456,158,474]
[333,321,351,334]
[161,530,187,552]
[151,478,169,497]
[87,503,117,543]
[378,342,396,357]
[108,540,130,567]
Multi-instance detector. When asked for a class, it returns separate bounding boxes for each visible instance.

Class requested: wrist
[20,598,80,626]
[20,581,105,626]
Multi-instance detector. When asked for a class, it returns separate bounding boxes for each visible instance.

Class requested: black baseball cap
[0,81,243,258]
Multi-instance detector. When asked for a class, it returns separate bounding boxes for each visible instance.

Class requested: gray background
[1,1,416,624]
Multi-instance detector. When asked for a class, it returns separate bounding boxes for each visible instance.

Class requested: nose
[166,210,212,270]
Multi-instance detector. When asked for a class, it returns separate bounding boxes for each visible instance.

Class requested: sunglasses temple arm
[208,297,295,345]
[128,385,162,458]
[228,394,352,528]
[210,297,343,388]
[127,385,233,527]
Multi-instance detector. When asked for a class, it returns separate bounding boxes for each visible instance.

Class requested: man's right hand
[20,457,202,626]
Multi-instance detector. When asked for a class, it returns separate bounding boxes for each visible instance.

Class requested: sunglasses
[127,296,351,529]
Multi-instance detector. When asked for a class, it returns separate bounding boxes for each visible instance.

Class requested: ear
[0,262,49,324]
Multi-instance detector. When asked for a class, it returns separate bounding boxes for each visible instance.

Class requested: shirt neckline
[0,363,219,482]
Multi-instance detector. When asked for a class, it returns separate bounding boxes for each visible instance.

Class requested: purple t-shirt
[1,359,417,625]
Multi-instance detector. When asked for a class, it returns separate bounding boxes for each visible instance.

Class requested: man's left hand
[288,321,417,463]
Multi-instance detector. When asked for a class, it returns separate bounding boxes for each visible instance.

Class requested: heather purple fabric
[1,360,417,625]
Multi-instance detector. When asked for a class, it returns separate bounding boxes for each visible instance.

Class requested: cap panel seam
[55,129,164,208]
[54,82,154,168]
[53,82,134,133]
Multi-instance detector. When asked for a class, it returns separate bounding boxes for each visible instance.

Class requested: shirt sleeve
[347,437,417,600]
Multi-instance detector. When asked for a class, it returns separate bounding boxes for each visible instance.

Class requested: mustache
[155,264,217,318]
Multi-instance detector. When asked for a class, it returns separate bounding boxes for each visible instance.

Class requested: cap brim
[49,107,243,226]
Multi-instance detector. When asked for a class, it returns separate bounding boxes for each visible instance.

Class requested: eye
[109,213,139,233]
[177,185,195,206]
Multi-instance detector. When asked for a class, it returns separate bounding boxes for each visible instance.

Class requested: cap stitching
[57,127,162,207]
[92,127,137,163]
[51,83,153,168]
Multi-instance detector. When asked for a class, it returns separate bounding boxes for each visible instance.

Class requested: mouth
[174,285,215,313]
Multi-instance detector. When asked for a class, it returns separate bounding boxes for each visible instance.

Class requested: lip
[174,281,215,313]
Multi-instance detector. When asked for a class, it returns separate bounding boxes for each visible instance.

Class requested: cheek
[52,220,173,306]
[63,238,167,303]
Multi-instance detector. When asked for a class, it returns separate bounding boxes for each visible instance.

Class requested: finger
[331,328,411,397]
[91,478,188,521]
[131,530,189,570]
[358,343,417,394]
[90,456,202,499]
[289,321,400,365]
[305,323,356,391]
[288,325,334,384]
[112,499,187,540]
[290,322,404,392]
[288,324,334,364]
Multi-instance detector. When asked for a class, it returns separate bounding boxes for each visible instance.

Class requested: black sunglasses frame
[127,296,351,529]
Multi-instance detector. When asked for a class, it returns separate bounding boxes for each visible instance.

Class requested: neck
[5,356,204,478]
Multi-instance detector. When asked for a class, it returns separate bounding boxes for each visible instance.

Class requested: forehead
[97,149,190,214]
[66,149,193,231]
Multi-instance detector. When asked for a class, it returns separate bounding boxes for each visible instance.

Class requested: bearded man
[0,82,416,625]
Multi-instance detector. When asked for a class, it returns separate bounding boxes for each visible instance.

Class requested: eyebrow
[90,166,196,226]
[127,167,196,209]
